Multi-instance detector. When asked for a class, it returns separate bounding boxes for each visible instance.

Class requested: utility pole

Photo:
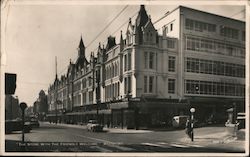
[55,56,58,124]
[20,102,27,144]
[96,65,101,123]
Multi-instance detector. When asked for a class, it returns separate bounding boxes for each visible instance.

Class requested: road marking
[91,145,112,152]
[109,145,135,151]
[157,142,168,145]
[170,143,189,148]
[188,144,204,148]
[141,142,170,148]
[68,133,115,144]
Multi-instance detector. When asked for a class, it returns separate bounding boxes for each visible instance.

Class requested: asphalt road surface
[5,122,245,153]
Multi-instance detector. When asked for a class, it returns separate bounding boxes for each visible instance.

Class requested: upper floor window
[124,52,131,72]
[185,18,216,32]
[242,31,245,41]
[167,40,175,49]
[220,26,239,39]
[186,36,245,58]
[170,23,173,31]
[124,76,132,94]
[144,52,148,69]
[144,76,148,93]
[82,79,86,88]
[149,52,154,69]
[128,52,131,70]
[149,76,154,93]
[124,54,127,71]
[89,91,93,102]
[88,77,92,87]
[168,56,176,72]
[168,79,175,94]
[82,92,86,104]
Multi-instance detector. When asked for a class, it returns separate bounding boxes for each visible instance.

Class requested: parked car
[237,112,245,129]
[29,118,40,128]
[87,120,103,132]
[5,119,32,134]
[172,115,189,129]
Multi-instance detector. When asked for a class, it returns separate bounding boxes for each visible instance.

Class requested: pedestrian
[107,120,110,128]
[185,118,192,139]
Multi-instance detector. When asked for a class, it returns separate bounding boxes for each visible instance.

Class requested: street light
[90,63,101,123]
[190,107,195,142]
[20,102,27,144]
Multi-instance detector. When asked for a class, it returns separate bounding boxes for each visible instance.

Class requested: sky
[1,0,246,107]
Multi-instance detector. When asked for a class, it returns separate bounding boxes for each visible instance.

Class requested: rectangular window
[168,56,176,72]
[184,80,244,96]
[149,76,154,93]
[168,79,175,94]
[170,23,173,31]
[128,76,131,93]
[149,52,154,69]
[89,91,93,102]
[242,31,245,41]
[186,36,244,58]
[88,77,92,87]
[82,93,86,104]
[124,77,127,94]
[128,52,131,70]
[144,76,147,93]
[185,18,216,33]
[220,26,239,39]
[185,19,194,30]
[167,40,175,49]
[144,52,148,69]
[124,54,127,71]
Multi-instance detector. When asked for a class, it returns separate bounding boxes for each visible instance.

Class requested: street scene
[5,122,245,152]
[2,1,248,156]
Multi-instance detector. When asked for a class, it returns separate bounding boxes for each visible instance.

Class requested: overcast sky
[1,0,246,106]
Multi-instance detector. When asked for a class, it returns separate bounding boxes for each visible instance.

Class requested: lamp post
[20,102,27,144]
[190,107,195,142]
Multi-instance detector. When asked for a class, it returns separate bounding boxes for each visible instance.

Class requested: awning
[46,113,63,117]
[65,109,111,116]
[227,108,234,112]
[109,101,129,109]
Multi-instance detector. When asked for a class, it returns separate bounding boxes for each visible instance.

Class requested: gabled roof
[135,5,149,28]
[105,36,116,50]
[144,17,156,31]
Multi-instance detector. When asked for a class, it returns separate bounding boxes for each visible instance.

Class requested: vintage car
[5,119,32,134]
[172,115,189,129]
[86,120,103,132]
[29,117,40,128]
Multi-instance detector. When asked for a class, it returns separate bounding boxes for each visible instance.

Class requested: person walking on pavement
[185,117,192,139]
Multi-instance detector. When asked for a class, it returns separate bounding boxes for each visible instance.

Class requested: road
[5,122,245,153]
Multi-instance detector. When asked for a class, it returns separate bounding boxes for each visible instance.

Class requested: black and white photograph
[1,0,249,156]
